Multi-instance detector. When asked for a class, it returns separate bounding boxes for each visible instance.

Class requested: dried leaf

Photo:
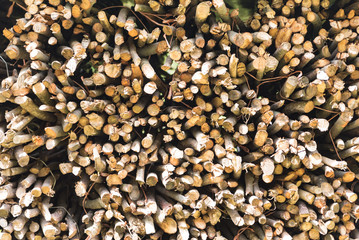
[7,2,15,18]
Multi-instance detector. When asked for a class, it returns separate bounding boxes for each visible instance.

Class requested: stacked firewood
[0,0,359,239]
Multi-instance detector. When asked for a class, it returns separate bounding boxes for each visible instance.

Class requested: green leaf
[122,0,135,8]
[225,0,256,22]
[214,10,223,23]
[329,0,336,8]
[166,60,179,76]
[158,52,179,82]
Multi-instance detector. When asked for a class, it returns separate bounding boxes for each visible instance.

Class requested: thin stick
[329,131,343,162]
[0,56,10,77]
[82,178,97,214]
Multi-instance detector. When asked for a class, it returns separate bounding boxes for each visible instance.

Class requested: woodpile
[0,0,359,239]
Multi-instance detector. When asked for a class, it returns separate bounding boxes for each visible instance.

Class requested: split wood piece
[195,1,212,27]
[140,59,167,93]
[279,76,298,99]
[329,110,353,140]
[247,57,266,80]
[283,101,315,115]
[15,96,56,122]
